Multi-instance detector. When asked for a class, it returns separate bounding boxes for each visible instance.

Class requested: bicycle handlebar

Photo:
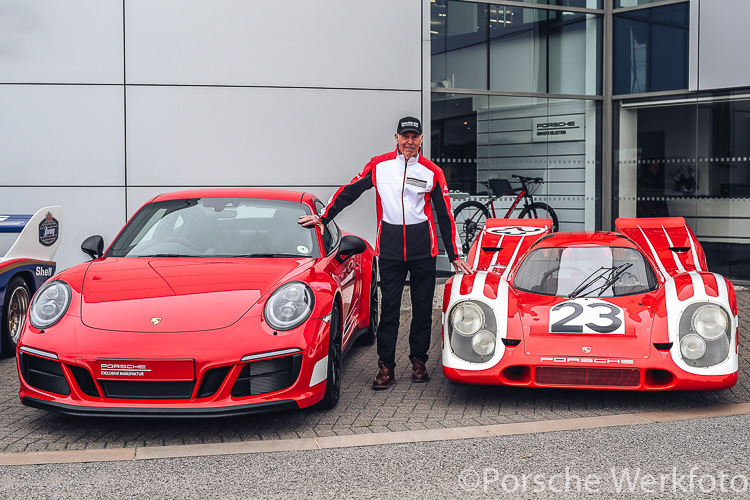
[512,174,543,183]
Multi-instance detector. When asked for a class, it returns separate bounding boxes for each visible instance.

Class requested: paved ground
[3,415,750,499]
[1,292,749,454]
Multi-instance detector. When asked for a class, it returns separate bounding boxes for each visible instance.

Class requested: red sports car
[442,217,738,391]
[17,189,377,417]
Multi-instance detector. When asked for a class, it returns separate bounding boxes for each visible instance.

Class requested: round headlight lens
[29,281,71,329]
[451,302,485,336]
[471,330,496,356]
[691,305,728,340]
[264,282,314,331]
[680,333,707,360]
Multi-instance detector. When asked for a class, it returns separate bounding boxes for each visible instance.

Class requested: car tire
[1,276,31,357]
[317,302,342,409]
[355,260,378,346]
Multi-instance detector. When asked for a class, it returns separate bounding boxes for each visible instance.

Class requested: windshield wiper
[568,263,633,299]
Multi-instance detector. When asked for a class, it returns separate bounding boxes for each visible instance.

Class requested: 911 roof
[150,188,312,204]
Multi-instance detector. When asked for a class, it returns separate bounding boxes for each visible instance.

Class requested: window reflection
[615,94,750,280]
[613,3,689,94]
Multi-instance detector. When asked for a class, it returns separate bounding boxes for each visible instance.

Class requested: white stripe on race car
[501,235,525,281]
[489,235,504,269]
[638,225,668,278]
[472,229,486,270]
[687,229,703,271]
[661,224,686,273]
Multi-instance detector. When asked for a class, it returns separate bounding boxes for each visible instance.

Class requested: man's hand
[451,258,473,274]
[298,215,324,228]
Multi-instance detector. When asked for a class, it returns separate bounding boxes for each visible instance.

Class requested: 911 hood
[80,257,312,332]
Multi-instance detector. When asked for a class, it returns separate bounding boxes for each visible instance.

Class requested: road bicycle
[453,174,559,254]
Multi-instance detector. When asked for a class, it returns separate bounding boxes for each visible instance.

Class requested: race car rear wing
[467,218,554,276]
[1,206,62,263]
[615,217,707,277]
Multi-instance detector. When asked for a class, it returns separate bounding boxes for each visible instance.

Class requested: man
[299,116,472,389]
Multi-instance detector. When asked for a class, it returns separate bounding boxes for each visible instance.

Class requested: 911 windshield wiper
[568,263,633,299]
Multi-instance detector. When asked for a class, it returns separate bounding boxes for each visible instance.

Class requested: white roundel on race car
[486,226,547,236]
[548,298,625,334]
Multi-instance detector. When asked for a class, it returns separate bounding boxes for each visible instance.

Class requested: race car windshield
[513,246,658,297]
[108,198,320,258]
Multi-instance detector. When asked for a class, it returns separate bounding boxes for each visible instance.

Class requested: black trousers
[377,257,437,370]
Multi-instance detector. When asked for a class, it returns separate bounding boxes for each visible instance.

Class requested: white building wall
[0,0,423,269]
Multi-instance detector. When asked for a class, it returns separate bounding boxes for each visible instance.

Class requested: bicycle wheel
[453,201,491,254]
[519,202,559,232]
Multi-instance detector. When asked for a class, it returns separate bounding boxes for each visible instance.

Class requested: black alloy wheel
[317,302,342,409]
[355,260,378,346]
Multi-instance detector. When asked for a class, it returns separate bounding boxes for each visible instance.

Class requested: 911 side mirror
[81,235,104,260]
[335,235,366,263]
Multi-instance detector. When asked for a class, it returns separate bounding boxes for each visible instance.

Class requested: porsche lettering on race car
[539,357,635,364]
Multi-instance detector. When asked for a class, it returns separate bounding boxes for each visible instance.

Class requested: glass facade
[615,92,750,280]
[613,2,689,95]
[431,0,602,232]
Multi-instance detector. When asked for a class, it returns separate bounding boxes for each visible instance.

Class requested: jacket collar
[396,149,420,166]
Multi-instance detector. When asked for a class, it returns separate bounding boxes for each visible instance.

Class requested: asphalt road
[1,414,748,499]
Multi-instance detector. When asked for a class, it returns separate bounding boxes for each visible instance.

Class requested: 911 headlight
[678,302,731,367]
[29,281,71,329]
[264,282,314,331]
[447,300,496,362]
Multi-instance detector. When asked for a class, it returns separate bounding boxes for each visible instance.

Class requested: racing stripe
[638,225,668,278]
[501,234,526,281]
[662,225,686,273]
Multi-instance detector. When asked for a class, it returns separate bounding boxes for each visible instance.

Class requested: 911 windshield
[109,198,319,258]
[513,246,657,297]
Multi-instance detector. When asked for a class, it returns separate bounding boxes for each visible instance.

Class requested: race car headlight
[678,302,732,367]
[472,330,496,356]
[447,300,496,362]
[691,304,728,340]
[680,334,706,360]
[450,302,485,336]
[264,282,314,331]
[29,281,71,329]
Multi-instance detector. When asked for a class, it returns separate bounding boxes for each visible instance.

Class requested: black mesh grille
[196,365,231,399]
[19,353,70,396]
[231,353,302,398]
[100,380,195,399]
[535,367,640,387]
[68,365,100,398]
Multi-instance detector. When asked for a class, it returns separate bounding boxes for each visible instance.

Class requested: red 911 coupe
[17,189,377,417]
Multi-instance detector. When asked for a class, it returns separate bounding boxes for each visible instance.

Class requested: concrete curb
[3,402,749,467]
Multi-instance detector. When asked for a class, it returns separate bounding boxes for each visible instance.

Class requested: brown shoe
[411,358,429,382]
[372,361,395,390]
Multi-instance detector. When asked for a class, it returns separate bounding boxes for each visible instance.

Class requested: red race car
[442,217,738,391]
[17,189,377,417]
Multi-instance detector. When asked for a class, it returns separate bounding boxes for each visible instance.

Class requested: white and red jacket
[320,150,461,262]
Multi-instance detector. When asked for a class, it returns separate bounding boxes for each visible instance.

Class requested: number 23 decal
[549,300,625,334]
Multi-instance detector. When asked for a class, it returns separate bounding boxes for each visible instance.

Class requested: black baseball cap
[397,116,422,135]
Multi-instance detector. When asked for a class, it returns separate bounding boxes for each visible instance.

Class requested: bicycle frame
[486,186,532,218]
